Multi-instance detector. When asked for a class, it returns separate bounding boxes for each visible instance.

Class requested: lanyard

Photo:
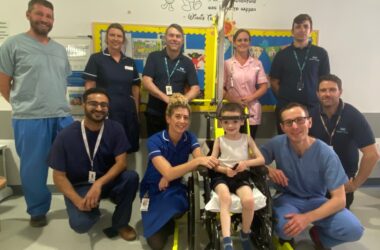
[293,46,311,91]
[319,102,345,145]
[164,57,180,85]
[81,120,104,171]
[293,46,311,73]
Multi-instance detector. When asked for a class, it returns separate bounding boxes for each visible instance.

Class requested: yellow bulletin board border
[92,23,318,112]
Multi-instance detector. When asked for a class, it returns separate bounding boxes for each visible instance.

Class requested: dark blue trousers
[64,170,139,234]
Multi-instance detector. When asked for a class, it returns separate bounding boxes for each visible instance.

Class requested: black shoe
[30,215,47,228]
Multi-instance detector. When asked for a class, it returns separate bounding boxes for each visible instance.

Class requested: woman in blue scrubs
[140,93,218,249]
[83,23,141,153]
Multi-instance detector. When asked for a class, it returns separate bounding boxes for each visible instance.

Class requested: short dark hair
[318,74,343,91]
[106,23,126,43]
[292,14,313,30]
[279,102,309,122]
[218,102,245,119]
[28,0,54,12]
[82,88,110,103]
[165,23,184,37]
[232,29,251,42]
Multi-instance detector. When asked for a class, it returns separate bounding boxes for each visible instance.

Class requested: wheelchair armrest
[249,165,269,177]
[197,165,210,177]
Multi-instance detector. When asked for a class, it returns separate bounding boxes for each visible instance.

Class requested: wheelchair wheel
[250,167,275,250]
[187,171,201,250]
[205,216,221,250]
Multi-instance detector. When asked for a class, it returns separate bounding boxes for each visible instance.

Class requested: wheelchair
[184,109,277,250]
[199,165,275,250]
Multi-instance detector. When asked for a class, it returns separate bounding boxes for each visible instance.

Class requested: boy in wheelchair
[209,103,265,250]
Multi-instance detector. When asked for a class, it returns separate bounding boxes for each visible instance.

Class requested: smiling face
[317,80,342,109]
[165,27,184,54]
[280,106,312,144]
[219,111,244,137]
[166,107,190,135]
[233,30,251,56]
[83,93,109,123]
[26,3,54,36]
[106,27,125,52]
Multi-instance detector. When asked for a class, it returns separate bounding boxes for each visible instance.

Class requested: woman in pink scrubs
[224,29,268,138]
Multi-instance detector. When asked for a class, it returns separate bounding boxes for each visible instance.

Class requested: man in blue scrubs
[0,0,73,227]
[261,103,363,249]
[309,74,380,209]
[48,88,139,241]
[142,23,200,136]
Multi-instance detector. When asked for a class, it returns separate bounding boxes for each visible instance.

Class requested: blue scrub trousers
[13,117,74,217]
[64,170,139,234]
[273,193,364,248]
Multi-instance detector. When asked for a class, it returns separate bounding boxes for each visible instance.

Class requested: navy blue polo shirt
[82,49,140,110]
[48,120,130,185]
[142,49,199,116]
[309,100,375,177]
[270,43,330,109]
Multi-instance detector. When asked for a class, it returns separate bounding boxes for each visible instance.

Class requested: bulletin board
[92,23,318,112]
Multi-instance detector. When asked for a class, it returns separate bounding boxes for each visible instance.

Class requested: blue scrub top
[260,135,348,198]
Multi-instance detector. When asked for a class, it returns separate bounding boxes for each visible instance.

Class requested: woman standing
[140,93,218,249]
[83,23,140,152]
[224,29,268,138]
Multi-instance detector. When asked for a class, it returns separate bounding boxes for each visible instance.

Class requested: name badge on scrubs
[166,85,173,96]
[124,65,133,71]
[88,171,96,183]
[140,197,150,211]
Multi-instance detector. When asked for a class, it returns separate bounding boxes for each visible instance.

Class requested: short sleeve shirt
[142,49,199,116]
[140,130,200,194]
[224,56,267,124]
[82,48,140,103]
[0,33,71,118]
[48,119,130,185]
[309,101,375,177]
[269,43,330,108]
[260,135,348,198]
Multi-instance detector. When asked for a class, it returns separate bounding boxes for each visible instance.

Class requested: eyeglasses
[281,117,309,127]
[86,101,109,108]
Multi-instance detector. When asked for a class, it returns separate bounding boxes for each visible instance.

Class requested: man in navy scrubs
[49,88,139,241]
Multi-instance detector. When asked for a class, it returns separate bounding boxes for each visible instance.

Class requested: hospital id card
[88,171,96,183]
[140,197,150,211]
[166,85,173,95]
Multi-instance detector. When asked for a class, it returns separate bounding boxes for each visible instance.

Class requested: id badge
[166,85,173,96]
[88,171,96,183]
[140,197,150,211]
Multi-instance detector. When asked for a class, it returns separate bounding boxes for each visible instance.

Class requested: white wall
[1,0,379,111]
[1,0,380,185]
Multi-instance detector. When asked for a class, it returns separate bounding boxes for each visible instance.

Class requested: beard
[30,20,52,36]
[84,109,107,124]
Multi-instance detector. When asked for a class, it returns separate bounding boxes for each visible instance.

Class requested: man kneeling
[48,88,139,241]
[260,103,363,249]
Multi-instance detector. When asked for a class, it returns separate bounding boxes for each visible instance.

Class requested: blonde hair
[165,93,191,117]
